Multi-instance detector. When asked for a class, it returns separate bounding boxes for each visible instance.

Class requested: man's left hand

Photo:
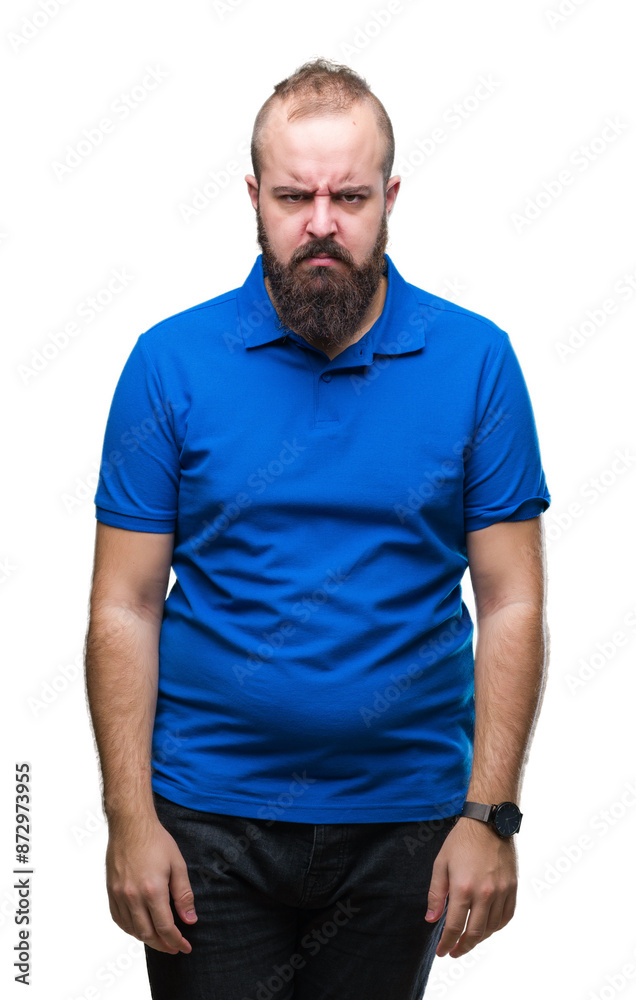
[425,816,518,958]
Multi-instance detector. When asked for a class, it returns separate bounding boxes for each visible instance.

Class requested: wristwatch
[460,800,522,838]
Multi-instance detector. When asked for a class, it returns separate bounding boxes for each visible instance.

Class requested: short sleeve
[93,335,180,533]
[463,332,551,532]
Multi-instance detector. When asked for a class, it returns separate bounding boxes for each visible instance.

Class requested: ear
[245,174,259,211]
[385,175,401,215]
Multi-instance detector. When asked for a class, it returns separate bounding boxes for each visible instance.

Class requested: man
[85,58,551,1000]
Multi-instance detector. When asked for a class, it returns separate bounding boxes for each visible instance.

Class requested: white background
[2,0,635,997]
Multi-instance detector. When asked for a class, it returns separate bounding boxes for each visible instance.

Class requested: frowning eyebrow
[271,185,374,196]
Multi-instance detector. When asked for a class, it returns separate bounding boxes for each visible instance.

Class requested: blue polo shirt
[93,253,551,823]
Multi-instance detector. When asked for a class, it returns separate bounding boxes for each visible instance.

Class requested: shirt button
[320,373,332,382]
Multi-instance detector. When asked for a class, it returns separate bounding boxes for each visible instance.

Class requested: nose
[306,194,338,240]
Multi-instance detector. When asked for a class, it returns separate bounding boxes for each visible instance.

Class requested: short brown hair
[250,57,395,193]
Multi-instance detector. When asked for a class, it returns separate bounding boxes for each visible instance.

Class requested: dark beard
[256,205,389,353]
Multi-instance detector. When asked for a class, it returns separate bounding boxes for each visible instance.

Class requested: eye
[281,194,304,203]
[342,194,364,204]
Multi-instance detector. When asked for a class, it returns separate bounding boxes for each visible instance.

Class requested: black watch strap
[461,801,494,823]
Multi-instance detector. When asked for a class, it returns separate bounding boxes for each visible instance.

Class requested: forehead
[260,97,384,186]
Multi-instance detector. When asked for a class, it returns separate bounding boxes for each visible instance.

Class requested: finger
[499,886,517,928]
[108,886,145,943]
[112,877,184,956]
[118,887,179,955]
[435,896,469,957]
[448,899,492,957]
[127,897,183,955]
[482,892,507,938]
[425,857,449,922]
[107,890,128,933]
[145,884,193,954]
[169,862,197,925]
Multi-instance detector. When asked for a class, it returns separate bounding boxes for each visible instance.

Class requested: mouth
[302,255,341,266]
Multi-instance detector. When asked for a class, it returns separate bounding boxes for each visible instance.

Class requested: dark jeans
[145,791,459,1000]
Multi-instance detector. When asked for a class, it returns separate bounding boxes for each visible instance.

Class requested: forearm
[84,603,161,829]
[465,601,549,804]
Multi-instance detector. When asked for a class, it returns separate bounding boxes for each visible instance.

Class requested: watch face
[494,802,521,836]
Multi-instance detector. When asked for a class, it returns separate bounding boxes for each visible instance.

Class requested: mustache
[292,243,354,266]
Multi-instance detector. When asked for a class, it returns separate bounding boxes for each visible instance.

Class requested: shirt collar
[236,252,427,362]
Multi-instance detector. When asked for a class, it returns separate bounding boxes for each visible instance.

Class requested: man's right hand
[106,815,198,954]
